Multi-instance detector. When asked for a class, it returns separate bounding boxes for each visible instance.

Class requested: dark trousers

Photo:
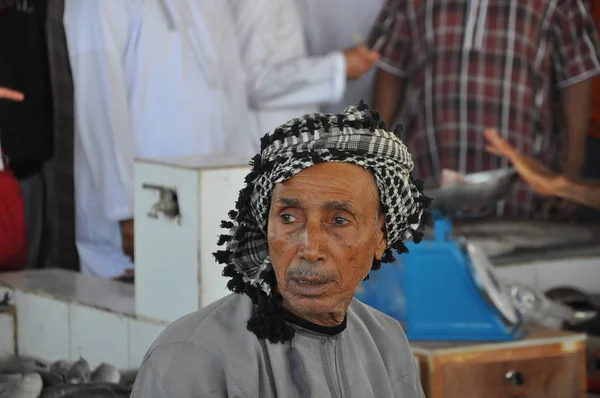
[18,168,49,269]
[577,135,600,223]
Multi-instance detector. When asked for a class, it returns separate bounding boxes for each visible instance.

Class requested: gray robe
[131,293,424,397]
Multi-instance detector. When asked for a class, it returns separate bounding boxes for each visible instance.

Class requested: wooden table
[411,326,587,398]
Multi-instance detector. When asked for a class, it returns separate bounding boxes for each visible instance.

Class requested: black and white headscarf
[214,102,432,343]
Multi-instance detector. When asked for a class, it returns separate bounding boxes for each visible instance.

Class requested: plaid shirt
[588,0,600,139]
[370,0,600,219]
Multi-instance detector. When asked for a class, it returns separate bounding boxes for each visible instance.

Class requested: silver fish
[0,372,43,398]
[0,373,21,384]
[119,368,138,387]
[40,382,132,398]
[36,369,66,386]
[49,360,73,380]
[91,363,120,384]
[0,356,47,374]
[67,358,90,384]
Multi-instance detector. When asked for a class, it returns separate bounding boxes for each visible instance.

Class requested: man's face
[267,162,387,326]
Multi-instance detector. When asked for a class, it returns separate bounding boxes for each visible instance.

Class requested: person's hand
[120,219,134,261]
[112,268,134,284]
[343,45,381,79]
[0,87,24,102]
[483,128,564,197]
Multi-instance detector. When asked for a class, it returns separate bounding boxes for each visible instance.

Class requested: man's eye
[280,214,296,224]
[333,217,349,225]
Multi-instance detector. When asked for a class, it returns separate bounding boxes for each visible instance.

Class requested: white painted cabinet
[134,154,250,323]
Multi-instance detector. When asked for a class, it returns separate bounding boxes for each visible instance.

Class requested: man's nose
[299,220,327,263]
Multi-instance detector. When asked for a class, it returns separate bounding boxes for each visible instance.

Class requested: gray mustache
[286,267,336,282]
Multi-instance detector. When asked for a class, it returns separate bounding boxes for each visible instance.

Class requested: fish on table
[91,363,120,384]
[36,370,65,387]
[0,372,43,398]
[0,355,136,397]
[0,356,48,374]
[48,360,73,380]
[40,382,132,398]
[66,358,91,384]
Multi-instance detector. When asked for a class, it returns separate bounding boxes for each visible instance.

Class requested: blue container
[356,214,525,341]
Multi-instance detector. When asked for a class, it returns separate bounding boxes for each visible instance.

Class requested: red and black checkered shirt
[370,0,600,219]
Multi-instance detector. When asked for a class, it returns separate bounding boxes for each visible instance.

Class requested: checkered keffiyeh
[214,102,431,298]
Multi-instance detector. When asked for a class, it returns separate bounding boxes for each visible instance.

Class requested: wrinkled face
[267,163,387,326]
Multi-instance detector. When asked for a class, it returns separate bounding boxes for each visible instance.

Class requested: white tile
[128,318,167,368]
[69,304,129,370]
[0,311,15,358]
[15,291,70,361]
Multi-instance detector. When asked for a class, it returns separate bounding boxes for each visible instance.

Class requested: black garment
[577,135,600,223]
[0,0,53,179]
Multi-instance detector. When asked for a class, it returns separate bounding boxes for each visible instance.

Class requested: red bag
[0,149,27,271]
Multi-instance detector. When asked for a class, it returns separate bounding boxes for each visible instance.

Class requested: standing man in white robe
[292,0,386,114]
[228,0,381,134]
[64,0,258,278]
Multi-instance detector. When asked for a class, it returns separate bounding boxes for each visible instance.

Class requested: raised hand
[0,87,24,102]
[484,128,564,197]
[343,45,381,79]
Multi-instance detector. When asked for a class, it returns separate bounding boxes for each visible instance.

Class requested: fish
[0,356,48,374]
[119,368,138,387]
[40,382,132,398]
[66,358,90,384]
[91,363,120,384]
[49,360,73,380]
[0,372,43,398]
[36,370,66,387]
[0,373,21,384]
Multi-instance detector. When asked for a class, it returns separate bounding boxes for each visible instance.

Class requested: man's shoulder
[348,298,419,387]
[349,297,405,330]
[347,298,409,347]
[132,294,254,397]
[147,293,254,354]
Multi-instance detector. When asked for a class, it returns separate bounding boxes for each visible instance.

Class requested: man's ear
[374,213,387,260]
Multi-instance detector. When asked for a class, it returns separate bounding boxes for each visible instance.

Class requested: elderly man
[371,0,600,220]
[131,103,430,397]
